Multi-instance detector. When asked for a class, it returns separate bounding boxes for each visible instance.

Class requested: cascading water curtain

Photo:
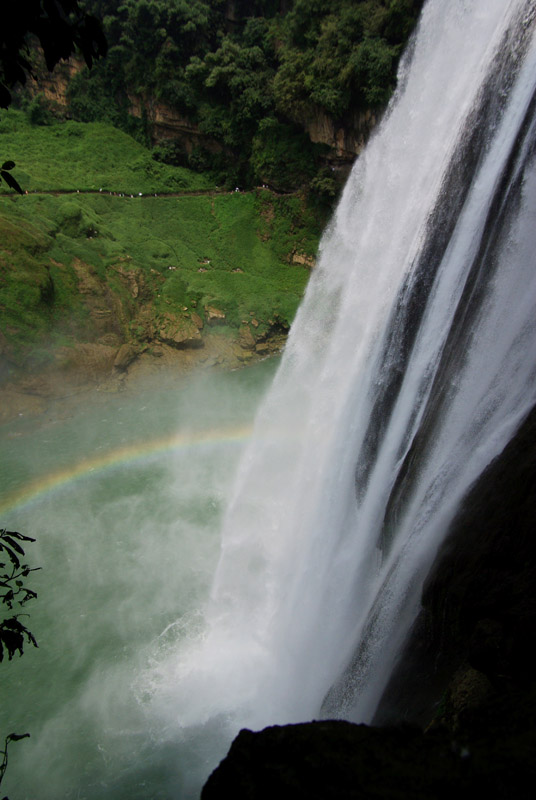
[149,0,536,756]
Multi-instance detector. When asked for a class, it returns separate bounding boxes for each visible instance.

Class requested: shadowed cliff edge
[201,404,536,798]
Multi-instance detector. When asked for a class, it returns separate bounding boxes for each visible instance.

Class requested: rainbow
[0,423,253,516]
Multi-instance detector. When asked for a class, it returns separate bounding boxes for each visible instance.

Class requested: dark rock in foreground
[202,712,535,799]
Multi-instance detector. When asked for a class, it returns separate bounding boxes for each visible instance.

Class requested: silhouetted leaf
[2,548,20,571]
[1,161,15,171]
[2,537,25,556]
[20,589,37,604]
[0,627,24,660]
[0,171,23,195]
[5,531,35,543]
[6,734,30,743]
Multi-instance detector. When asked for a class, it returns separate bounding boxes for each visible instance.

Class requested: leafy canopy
[66,0,423,191]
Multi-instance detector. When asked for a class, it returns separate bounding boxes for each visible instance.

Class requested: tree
[0,529,39,663]
[0,529,39,797]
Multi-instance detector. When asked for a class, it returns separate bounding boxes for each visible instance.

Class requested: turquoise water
[0,360,277,799]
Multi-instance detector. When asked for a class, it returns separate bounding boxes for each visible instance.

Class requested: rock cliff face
[27,58,83,114]
[130,96,375,175]
[27,59,372,169]
[128,92,225,156]
[201,405,536,798]
[377,403,536,729]
[0,247,289,422]
[291,105,377,164]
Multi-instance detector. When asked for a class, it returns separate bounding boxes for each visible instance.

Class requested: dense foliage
[58,0,423,191]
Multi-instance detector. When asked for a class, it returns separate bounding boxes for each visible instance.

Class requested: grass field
[0,110,212,194]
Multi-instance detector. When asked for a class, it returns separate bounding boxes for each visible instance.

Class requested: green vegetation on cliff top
[44,0,423,193]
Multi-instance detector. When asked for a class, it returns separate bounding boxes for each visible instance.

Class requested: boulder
[113,343,138,372]
[191,311,204,330]
[156,314,203,348]
[238,324,256,350]
[205,305,226,325]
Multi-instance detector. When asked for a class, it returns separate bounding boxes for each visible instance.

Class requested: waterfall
[152,0,536,743]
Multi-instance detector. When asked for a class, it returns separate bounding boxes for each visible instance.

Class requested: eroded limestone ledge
[0,330,285,424]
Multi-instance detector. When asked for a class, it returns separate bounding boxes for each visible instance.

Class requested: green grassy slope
[0,110,212,194]
[0,111,321,367]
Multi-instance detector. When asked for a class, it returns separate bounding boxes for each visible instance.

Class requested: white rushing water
[147,0,536,760]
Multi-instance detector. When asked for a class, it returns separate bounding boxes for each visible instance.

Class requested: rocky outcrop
[204,305,226,325]
[113,343,138,372]
[376,404,536,729]
[133,98,374,169]
[202,712,536,799]
[154,313,203,348]
[131,96,375,167]
[128,93,224,154]
[27,58,83,114]
[26,57,371,167]
[0,252,290,414]
[290,251,316,269]
[238,324,256,351]
[297,106,378,164]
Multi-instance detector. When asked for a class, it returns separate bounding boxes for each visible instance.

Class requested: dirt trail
[1,186,287,199]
